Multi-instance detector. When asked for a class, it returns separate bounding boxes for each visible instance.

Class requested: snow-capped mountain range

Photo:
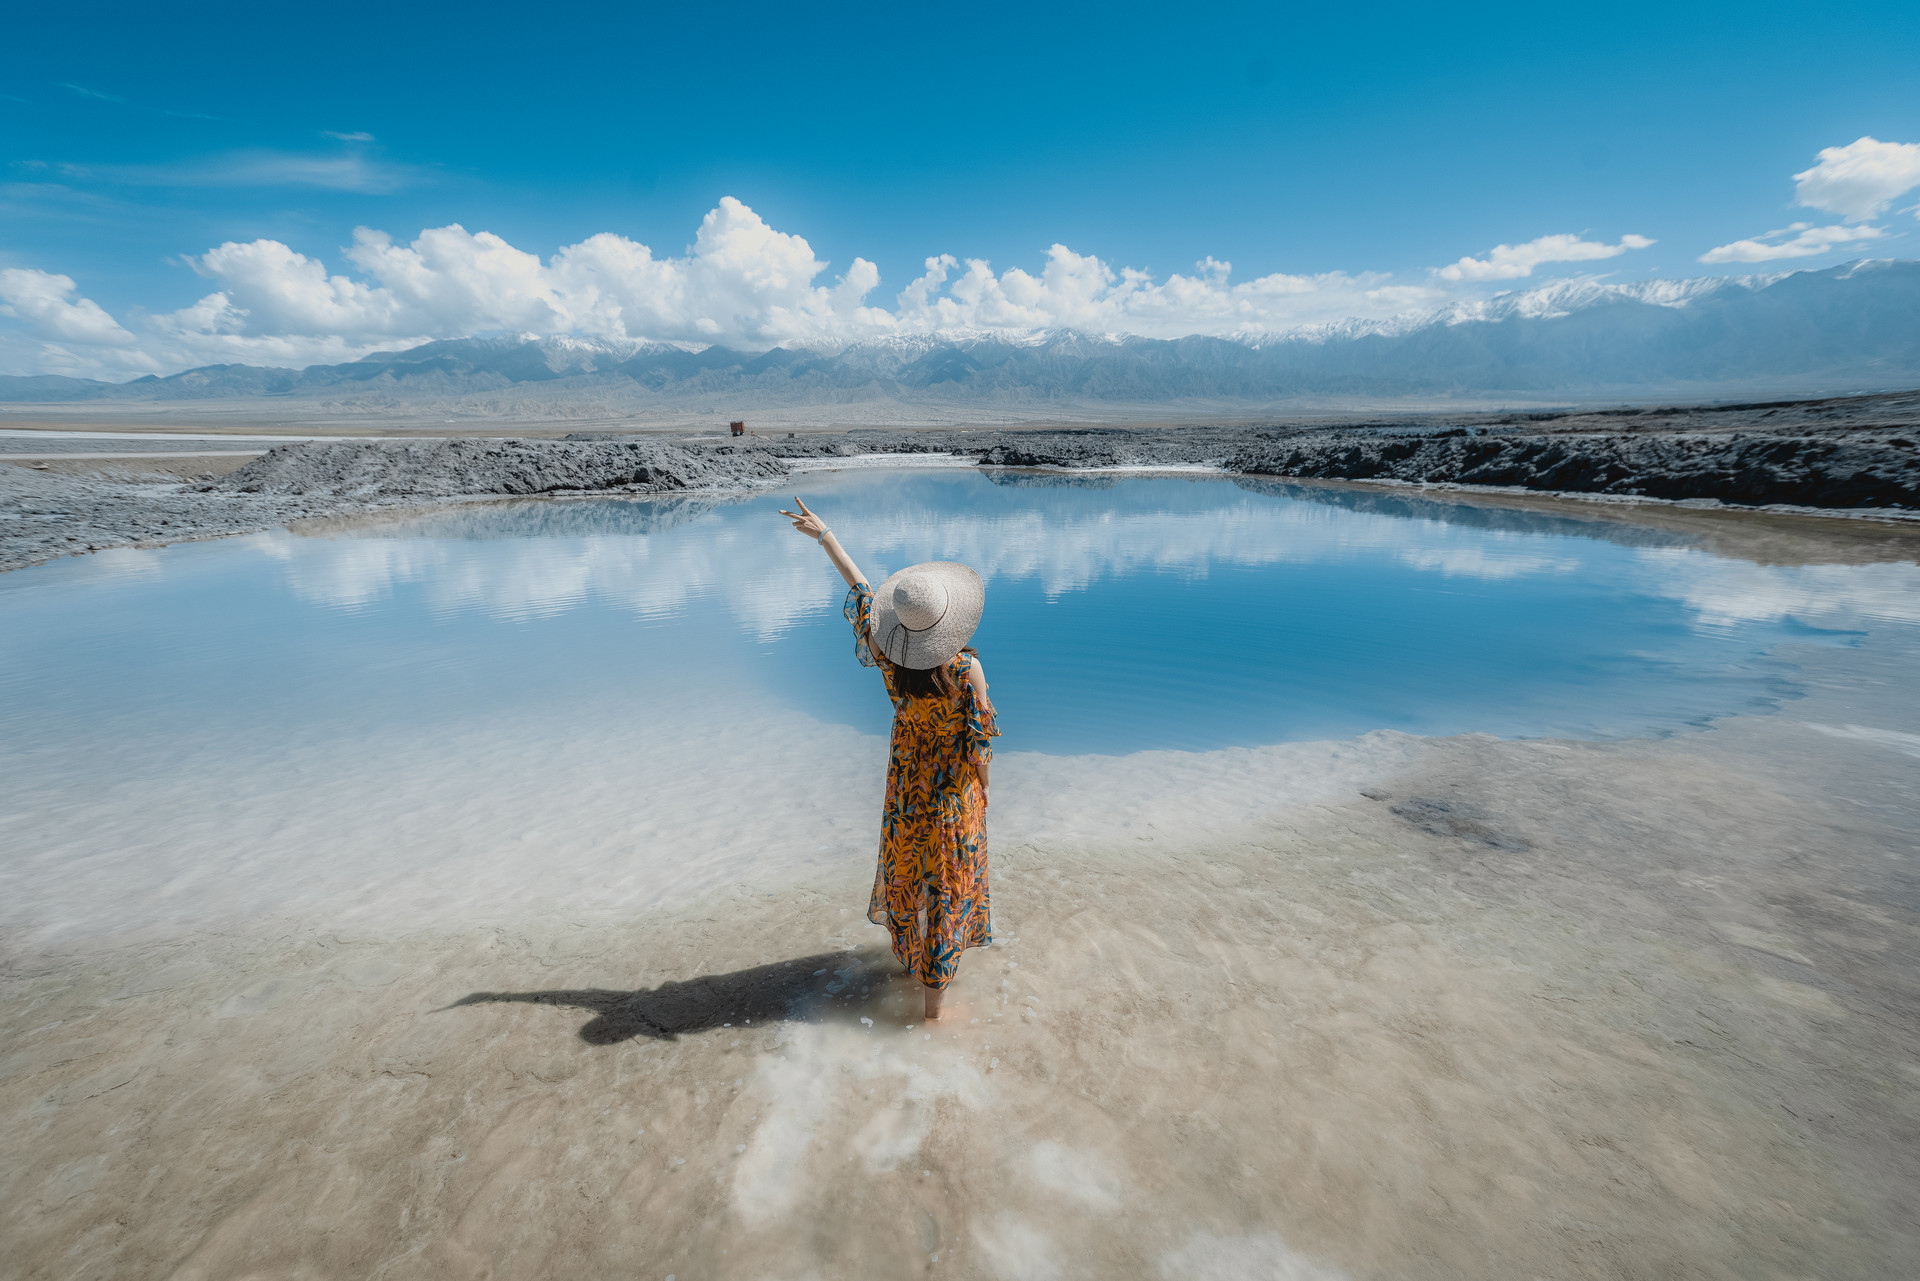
[5,260,1916,406]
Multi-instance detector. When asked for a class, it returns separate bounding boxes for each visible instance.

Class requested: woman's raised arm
[779,497,866,588]
[966,654,991,794]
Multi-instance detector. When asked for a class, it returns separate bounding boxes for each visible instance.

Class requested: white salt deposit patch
[787,453,977,471]
[1803,722,1920,758]
[1022,1140,1125,1211]
[993,732,1418,849]
[1158,1230,1349,1280]
[0,429,369,444]
[731,1019,994,1224]
[972,1213,1067,1281]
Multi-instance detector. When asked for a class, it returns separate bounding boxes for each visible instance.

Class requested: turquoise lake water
[5,467,1916,761]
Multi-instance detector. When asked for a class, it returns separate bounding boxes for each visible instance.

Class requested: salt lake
[4,466,1918,944]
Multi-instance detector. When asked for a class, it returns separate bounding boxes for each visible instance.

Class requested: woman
[779,497,999,1021]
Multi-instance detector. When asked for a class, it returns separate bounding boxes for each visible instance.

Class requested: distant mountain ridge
[6,259,1917,406]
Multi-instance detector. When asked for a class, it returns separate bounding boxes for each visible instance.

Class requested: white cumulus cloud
[1,197,1485,375]
[893,249,1436,337]
[0,268,140,346]
[1696,136,1919,268]
[1792,136,1920,221]
[1698,221,1888,264]
[0,199,1820,381]
[1435,233,1655,282]
[144,198,889,363]
[0,268,162,377]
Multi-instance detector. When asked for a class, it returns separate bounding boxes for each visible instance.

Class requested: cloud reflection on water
[1630,547,1920,628]
[263,472,1920,641]
[267,480,1597,633]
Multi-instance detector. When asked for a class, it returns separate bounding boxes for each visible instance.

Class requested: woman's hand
[778,497,827,540]
[779,497,866,588]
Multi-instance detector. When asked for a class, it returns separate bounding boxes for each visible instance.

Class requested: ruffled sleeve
[963,659,1000,766]
[843,581,880,669]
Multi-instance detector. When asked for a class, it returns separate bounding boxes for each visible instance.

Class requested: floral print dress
[845,582,999,990]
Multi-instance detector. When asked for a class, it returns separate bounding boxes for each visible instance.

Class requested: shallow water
[4,468,1919,941]
[3,468,1905,755]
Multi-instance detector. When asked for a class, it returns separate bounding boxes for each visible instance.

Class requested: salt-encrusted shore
[4,613,1918,1278]
[3,390,1917,572]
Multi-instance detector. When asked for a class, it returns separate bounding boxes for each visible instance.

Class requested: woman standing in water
[780,498,999,1021]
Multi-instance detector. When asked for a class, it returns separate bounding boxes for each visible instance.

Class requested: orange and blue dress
[845,581,999,990]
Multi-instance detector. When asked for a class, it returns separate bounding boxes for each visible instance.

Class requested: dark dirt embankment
[4,389,1917,573]
[837,390,1920,508]
[218,437,793,498]
[1,438,795,572]
[876,425,1920,510]
[1223,430,1920,508]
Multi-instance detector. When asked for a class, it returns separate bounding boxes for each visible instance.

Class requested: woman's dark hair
[887,645,976,700]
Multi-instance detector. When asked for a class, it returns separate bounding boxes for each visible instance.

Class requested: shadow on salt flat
[443,947,901,1043]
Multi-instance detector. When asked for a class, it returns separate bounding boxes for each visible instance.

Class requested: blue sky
[3,0,1919,376]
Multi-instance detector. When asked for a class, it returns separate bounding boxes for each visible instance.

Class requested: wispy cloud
[60,81,224,122]
[1699,221,1888,264]
[59,149,414,193]
[0,181,135,220]
[323,130,376,143]
[1435,233,1655,282]
[61,82,125,103]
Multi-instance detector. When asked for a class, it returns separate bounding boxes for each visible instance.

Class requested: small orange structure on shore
[729,420,745,437]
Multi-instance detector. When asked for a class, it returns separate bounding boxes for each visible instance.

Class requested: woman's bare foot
[923,983,946,1021]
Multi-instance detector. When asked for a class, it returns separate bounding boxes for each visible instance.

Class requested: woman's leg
[921,883,958,1019]
[917,895,943,1018]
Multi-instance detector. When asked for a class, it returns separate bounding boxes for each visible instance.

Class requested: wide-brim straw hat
[870,561,985,669]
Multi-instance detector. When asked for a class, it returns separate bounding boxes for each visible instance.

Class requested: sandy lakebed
[3,442,1920,1279]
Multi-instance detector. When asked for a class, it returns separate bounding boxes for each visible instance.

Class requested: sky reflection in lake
[5,468,1916,757]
